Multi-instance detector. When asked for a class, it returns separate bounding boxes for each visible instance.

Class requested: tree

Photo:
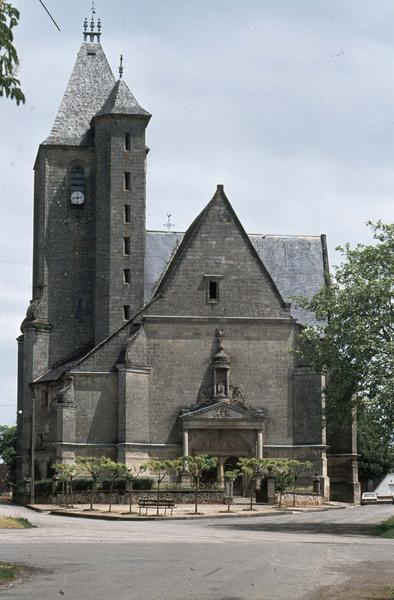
[294,222,394,440]
[0,1,25,104]
[357,413,394,481]
[102,459,126,513]
[143,459,183,516]
[52,463,80,507]
[76,456,106,510]
[0,425,17,485]
[224,469,240,512]
[237,457,270,510]
[183,455,218,515]
[287,460,312,507]
[122,465,145,514]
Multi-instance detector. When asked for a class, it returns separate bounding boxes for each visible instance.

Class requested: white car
[361,492,378,505]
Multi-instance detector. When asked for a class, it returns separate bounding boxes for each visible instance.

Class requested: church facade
[16,20,360,502]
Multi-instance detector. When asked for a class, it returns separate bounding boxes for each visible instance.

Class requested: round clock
[70,191,85,206]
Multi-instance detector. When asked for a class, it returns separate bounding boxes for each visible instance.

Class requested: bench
[138,497,175,516]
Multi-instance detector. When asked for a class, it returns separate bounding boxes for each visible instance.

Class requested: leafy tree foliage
[52,463,80,507]
[183,455,217,514]
[101,459,127,512]
[357,413,394,481]
[143,459,183,516]
[0,425,17,484]
[0,1,25,104]
[295,222,394,442]
[224,469,240,512]
[76,456,107,510]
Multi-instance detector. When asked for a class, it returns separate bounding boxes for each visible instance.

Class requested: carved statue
[54,376,74,406]
[231,385,246,406]
[216,382,225,396]
[215,328,225,346]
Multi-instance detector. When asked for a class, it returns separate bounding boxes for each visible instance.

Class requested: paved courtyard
[0,502,393,599]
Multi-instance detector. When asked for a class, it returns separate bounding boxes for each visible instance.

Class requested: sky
[0,0,393,426]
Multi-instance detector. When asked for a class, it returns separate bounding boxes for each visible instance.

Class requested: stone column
[218,457,225,489]
[256,430,263,459]
[182,429,189,459]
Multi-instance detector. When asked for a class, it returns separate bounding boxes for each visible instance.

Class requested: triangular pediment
[180,401,264,422]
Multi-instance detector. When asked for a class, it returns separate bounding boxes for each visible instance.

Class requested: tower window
[123,305,131,320]
[124,205,130,223]
[124,133,130,151]
[123,268,131,284]
[123,237,130,255]
[70,165,86,206]
[124,172,131,191]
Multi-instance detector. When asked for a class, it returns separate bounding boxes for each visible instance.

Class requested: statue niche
[212,328,230,401]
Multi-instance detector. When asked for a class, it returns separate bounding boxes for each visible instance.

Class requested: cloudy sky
[0,0,393,425]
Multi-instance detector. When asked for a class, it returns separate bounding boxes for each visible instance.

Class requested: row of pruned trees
[51,455,312,515]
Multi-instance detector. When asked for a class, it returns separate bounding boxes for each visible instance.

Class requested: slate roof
[44,43,116,146]
[95,79,150,118]
[145,230,328,326]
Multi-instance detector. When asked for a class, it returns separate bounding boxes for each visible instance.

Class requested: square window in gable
[204,274,222,304]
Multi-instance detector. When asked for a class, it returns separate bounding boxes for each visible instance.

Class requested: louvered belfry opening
[70,165,86,196]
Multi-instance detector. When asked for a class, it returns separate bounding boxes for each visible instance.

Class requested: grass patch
[0,516,35,529]
[0,562,19,585]
[371,516,394,538]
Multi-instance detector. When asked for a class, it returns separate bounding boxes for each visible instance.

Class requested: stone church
[16,18,359,502]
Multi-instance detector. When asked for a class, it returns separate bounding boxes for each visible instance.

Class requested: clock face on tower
[70,190,85,206]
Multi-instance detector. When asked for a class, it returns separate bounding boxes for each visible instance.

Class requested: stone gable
[145,186,290,320]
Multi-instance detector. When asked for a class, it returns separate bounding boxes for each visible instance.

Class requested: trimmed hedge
[31,476,154,494]
[131,477,154,490]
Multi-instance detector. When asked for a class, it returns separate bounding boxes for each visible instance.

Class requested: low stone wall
[25,489,226,506]
[275,492,324,506]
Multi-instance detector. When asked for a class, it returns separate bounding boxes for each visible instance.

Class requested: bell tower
[17,14,150,479]
[93,57,151,343]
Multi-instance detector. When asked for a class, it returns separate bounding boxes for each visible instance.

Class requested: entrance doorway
[224,456,242,495]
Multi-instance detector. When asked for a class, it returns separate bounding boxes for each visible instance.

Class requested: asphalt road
[0,503,393,600]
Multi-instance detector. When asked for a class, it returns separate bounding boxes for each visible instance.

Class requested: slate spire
[44,40,115,145]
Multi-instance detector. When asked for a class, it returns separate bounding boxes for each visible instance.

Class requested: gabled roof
[151,185,288,309]
[95,79,150,118]
[144,230,328,326]
[44,43,116,146]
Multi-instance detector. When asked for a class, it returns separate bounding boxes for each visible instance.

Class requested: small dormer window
[70,165,86,206]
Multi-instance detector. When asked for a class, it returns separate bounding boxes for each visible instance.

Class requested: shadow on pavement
[209,520,374,537]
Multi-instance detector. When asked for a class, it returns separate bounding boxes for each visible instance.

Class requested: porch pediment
[180,401,264,430]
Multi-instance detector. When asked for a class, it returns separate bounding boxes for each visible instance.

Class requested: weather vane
[119,55,124,79]
[164,214,174,231]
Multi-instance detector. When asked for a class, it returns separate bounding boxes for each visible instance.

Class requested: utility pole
[30,394,35,504]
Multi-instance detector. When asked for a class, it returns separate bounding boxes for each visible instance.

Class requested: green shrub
[72,478,93,492]
[34,479,54,495]
[101,479,127,492]
[131,477,154,490]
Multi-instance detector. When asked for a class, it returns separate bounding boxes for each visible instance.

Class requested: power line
[37,0,61,32]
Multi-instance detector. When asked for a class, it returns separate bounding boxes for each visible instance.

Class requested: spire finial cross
[83,2,101,43]
[164,214,174,231]
[119,54,124,79]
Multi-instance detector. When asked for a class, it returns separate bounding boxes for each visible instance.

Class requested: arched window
[70,165,86,206]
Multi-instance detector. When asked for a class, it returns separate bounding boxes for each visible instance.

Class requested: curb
[44,503,351,522]
[24,504,51,514]
[49,509,285,521]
